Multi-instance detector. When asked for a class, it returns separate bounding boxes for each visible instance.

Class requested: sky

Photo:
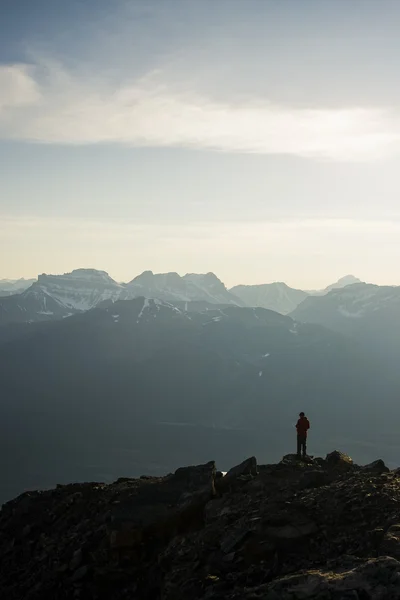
[1,0,400,288]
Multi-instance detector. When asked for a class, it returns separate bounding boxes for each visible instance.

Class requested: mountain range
[0,269,369,325]
[1,267,399,505]
[0,278,36,297]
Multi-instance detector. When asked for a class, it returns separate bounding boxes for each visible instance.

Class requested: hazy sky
[1,0,400,288]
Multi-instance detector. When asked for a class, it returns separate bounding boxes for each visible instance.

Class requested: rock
[326,450,353,468]
[220,526,251,553]
[3,452,400,600]
[299,469,330,489]
[70,565,88,583]
[362,459,390,474]
[280,453,302,465]
[222,551,236,562]
[265,518,318,540]
[110,461,216,558]
[225,457,258,479]
[257,557,400,600]
[115,477,136,484]
[242,536,276,565]
[216,457,258,493]
[13,493,36,516]
[379,524,400,560]
[204,497,226,523]
[280,453,314,466]
[69,548,83,571]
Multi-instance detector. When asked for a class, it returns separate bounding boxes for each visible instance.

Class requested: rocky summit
[2,452,400,599]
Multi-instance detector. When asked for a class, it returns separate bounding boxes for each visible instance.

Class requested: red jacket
[296,416,310,437]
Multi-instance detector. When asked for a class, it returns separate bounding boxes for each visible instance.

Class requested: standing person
[296,412,310,458]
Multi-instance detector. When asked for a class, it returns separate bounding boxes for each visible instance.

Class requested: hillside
[1,452,400,599]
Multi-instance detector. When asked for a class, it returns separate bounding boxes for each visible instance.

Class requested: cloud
[1,62,400,161]
[0,64,41,110]
[2,214,400,240]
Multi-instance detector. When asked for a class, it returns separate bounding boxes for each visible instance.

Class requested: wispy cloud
[0,64,41,110]
[2,214,400,240]
[1,61,400,161]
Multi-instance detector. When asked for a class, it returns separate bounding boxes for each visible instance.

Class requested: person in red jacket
[296,412,310,458]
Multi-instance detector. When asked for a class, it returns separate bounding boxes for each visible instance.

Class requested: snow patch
[338,306,364,318]
[137,298,150,323]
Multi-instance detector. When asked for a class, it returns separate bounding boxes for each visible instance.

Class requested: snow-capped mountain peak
[125,271,242,305]
[34,269,123,311]
[324,275,362,292]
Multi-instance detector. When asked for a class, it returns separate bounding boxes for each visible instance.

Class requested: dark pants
[297,434,307,457]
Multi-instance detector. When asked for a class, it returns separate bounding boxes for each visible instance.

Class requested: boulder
[216,457,257,492]
[362,459,390,474]
[379,524,400,560]
[326,450,353,469]
[115,477,136,484]
[225,456,258,479]
[109,461,216,558]
[280,453,314,466]
[280,454,302,465]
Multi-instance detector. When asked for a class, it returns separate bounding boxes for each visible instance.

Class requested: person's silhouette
[296,412,310,458]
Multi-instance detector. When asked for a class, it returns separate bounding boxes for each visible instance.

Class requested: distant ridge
[230,281,308,314]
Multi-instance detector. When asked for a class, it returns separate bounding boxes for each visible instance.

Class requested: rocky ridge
[2,452,400,599]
